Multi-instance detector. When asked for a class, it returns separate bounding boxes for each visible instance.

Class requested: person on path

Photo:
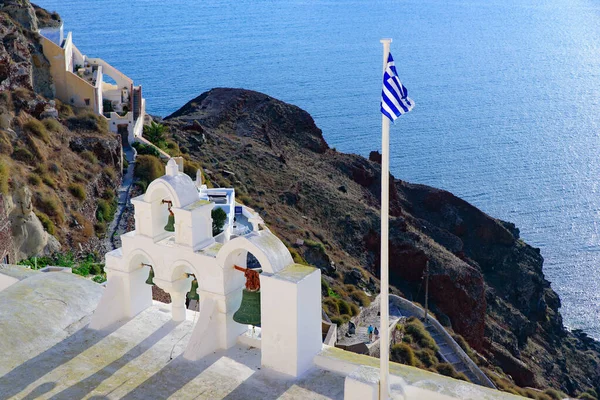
[367,324,374,342]
[374,326,379,339]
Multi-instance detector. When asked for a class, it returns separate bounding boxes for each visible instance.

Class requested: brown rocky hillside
[163,88,600,398]
[0,1,122,262]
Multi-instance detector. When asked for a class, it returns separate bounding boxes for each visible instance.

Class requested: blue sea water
[35,0,600,339]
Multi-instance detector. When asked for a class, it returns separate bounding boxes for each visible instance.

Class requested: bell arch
[216,230,293,275]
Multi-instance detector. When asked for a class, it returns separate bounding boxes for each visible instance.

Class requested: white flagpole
[379,37,392,400]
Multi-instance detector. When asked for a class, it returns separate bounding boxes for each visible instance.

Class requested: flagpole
[379,37,392,400]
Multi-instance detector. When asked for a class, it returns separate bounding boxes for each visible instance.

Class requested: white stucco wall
[261,264,322,377]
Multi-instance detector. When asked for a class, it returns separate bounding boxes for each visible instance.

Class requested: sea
[34,0,600,340]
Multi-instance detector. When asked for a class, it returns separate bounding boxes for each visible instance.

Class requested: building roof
[0,268,525,400]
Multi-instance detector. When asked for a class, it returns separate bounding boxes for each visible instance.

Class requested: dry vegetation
[0,90,122,250]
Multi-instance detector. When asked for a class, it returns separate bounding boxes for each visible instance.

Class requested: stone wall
[0,195,15,264]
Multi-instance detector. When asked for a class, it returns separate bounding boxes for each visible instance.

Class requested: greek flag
[380,53,414,121]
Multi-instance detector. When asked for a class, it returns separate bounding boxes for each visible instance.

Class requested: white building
[38,24,146,144]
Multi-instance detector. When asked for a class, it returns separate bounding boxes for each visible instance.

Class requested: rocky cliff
[0,1,122,260]
[163,88,600,397]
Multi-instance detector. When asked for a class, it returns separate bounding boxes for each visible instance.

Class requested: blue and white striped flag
[380,53,414,121]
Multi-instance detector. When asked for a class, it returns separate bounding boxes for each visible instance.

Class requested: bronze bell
[233,288,261,326]
[162,199,175,232]
[164,214,175,232]
[145,268,154,285]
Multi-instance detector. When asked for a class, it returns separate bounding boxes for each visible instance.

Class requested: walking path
[104,142,135,252]
[336,294,494,388]
[389,295,494,388]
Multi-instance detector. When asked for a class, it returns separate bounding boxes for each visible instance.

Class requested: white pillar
[260,264,322,377]
[171,291,187,322]
[379,37,392,400]
[155,276,193,323]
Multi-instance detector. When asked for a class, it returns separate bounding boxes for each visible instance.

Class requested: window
[2,254,8,264]
[84,98,90,106]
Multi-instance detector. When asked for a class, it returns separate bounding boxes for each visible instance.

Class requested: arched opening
[144,183,175,239]
[171,263,199,312]
[102,74,118,86]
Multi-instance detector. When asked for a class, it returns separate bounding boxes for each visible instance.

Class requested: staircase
[425,323,479,383]
[132,87,142,120]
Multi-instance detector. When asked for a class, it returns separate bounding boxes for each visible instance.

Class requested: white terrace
[39,24,146,143]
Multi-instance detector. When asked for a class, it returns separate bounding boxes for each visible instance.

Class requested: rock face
[165,88,600,396]
[0,2,53,98]
[9,186,60,259]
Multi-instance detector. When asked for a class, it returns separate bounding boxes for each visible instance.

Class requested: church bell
[233,289,261,326]
[164,214,175,232]
[162,199,175,232]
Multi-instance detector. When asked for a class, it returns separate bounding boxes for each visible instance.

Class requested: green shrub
[81,150,98,164]
[92,275,107,284]
[89,263,104,275]
[402,334,414,344]
[54,252,75,268]
[454,372,470,383]
[67,111,108,132]
[94,221,107,237]
[323,297,339,316]
[57,101,74,118]
[96,196,116,223]
[435,363,457,378]
[25,134,46,163]
[337,299,351,316]
[211,207,227,236]
[72,264,90,276]
[0,130,13,154]
[391,343,416,367]
[103,188,115,200]
[304,239,326,253]
[23,119,49,143]
[543,389,566,400]
[28,174,41,186]
[123,159,129,172]
[35,211,55,235]
[349,290,371,307]
[12,147,34,163]
[579,393,597,400]
[290,247,306,264]
[0,161,8,194]
[36,195,63,222]
[349,302,360,316]
[452,333,474,358]
[321,277,330,293]
[143,121,167,145]
[134,155,163,186]
[584,389,598,399]
[68,183,86,200]
[415,349,439,368]
[183,159,200,179]
[42,118,62,132]
[165,140,180,156]
[132,142,160,157]
[42,175,57,188]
